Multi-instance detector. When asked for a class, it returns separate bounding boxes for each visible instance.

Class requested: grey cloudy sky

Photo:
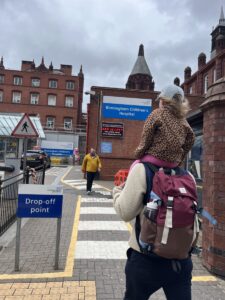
[0,0,224,111]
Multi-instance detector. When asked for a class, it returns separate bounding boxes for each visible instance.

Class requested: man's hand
[98,168,101,172]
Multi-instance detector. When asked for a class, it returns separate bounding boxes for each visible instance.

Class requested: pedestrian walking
[82,148,102,195]
[113,84,196,300]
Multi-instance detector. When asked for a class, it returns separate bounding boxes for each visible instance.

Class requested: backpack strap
[135,162,158,251]
[161,196,174,244]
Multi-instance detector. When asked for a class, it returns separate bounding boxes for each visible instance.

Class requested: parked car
[20,150,51,169]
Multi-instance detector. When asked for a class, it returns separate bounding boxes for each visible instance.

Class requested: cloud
[0,0,222,111]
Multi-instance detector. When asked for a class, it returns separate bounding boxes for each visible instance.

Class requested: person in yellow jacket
[82,148,102,194]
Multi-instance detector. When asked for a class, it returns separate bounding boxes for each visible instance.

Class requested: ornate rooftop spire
[0,56,4,69]
[130,44,151,76]
[126,44,154,91]
[37,56,48,71]
[78,64,83,76]
[49,61,53,71]
[138,44,144,56]
[219,6,225,25]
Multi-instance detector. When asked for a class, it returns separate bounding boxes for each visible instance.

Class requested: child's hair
[161,94,190,119]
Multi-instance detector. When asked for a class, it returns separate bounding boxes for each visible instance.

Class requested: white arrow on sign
[11,113,38,138]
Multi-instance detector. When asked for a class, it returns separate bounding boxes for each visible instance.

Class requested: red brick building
[0,57,84,130]
[182,8,225,98]
[86,45,159,179]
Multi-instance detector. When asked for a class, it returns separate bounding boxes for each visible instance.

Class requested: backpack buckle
[167,197,174,208]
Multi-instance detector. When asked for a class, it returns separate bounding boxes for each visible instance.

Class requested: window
[66,81,75,90]
[0,90,3,102]
[49,79,57,88]
[204,74,208,94]
[30,93,39,105]
[0,75,4,84]
[64,118,72,129]
[65,96,74,107]
[13,76,22,85]
[46,117,55,129]
[31,78,40,87]
[48,94,56,106]
[213,69,217,83]
[12,91,21,103]
[189,86,192,94]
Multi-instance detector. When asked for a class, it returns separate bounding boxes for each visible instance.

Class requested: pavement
[0,165,224,300]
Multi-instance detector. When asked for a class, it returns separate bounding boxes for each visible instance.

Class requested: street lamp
[85,90,103,154]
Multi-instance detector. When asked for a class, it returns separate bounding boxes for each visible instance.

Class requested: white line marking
[81,197,113,203]
[78,221,128,231]
[75,241,128,259]
[80,207,116,215]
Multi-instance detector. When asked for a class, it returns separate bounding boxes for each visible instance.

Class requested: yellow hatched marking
[192,276,217,281]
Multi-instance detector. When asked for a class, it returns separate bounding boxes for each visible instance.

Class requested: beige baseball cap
[156,85,184,101]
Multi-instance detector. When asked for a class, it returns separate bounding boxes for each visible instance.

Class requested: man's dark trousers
[86,171,96,192]
[124,248,192,300]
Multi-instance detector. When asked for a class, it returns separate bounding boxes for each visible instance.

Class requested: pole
[15,218,21,271]
[54,218,61,270]
[23,138,28,183]
[96,91,103,154]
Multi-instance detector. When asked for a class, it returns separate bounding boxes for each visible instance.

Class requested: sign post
[11,114,39,174]
[15,184,63,271]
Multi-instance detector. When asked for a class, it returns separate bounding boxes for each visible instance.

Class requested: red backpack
[136,163,200,260]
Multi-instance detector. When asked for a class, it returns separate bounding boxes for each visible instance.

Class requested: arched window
[204,74,208,94]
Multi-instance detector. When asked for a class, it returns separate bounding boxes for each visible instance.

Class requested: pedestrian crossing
[74,196,129,260]
[63,179,112,196]
[46,167,69,177]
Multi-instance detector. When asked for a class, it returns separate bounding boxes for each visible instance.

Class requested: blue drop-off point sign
[17,184,63,218]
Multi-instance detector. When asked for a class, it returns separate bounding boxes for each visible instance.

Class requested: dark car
[20,150,51,169]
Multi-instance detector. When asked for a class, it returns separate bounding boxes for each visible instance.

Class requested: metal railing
[0,165,46,236]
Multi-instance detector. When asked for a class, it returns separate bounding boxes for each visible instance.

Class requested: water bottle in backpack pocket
[139,191,161,251]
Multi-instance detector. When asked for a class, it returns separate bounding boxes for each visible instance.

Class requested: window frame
[65,96,74,107]
[31,78,40,87]
[12,91,22,103]
[64,117,72,130]
[0,90,3,102]
[30,93,39,105]
[0,74,5,84]
[46,116,55,129]
[49,79,58,89]
[66,81,75,90]
[48,94,57,106]
[204,74,208,94]
[13,76,23,86]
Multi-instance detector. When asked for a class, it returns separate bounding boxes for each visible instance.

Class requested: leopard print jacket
[134,106,195,164]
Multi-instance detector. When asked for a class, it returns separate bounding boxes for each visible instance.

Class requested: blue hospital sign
[17,184,63,218]
[102,96,152,121]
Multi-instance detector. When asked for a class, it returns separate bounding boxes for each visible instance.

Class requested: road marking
[192,276,217,281]
[78,221,128,231]
[81,197,113,203]
[80,207,116,215]
[75,241,128,259]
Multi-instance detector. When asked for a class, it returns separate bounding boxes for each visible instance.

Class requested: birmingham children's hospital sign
[17,184,63,218]
[102,96,152,121]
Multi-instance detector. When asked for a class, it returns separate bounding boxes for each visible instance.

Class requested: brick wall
[86,87,159,180]
[201,80,225,277]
